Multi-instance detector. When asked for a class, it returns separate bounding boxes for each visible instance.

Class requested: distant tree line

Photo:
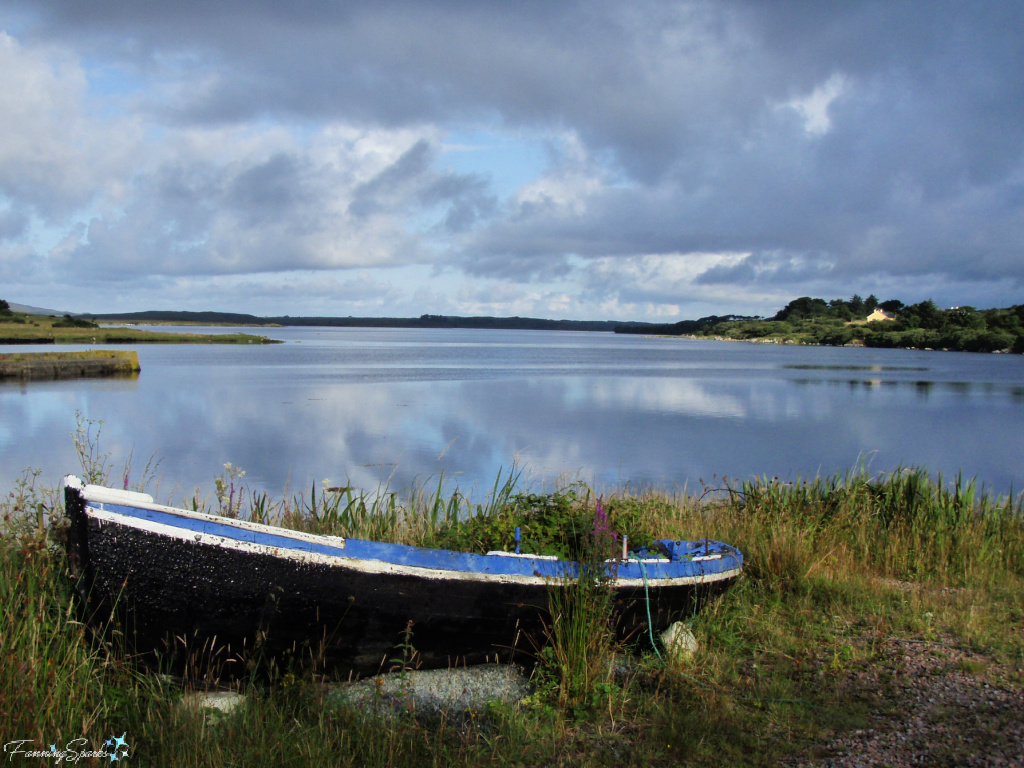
[617,295,1024,353]
[91,310,649,333]
[14,296,1023,352]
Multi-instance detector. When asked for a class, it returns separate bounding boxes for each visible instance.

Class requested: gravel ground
[784,637,1024,767]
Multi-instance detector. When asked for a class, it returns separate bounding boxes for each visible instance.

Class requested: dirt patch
[785,637,1024,767]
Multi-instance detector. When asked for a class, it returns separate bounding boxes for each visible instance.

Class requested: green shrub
[52,315,98,329]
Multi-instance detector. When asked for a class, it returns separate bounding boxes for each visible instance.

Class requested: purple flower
[591,497,618,556]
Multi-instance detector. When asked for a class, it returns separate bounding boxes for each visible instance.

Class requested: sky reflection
[2,330,1023,502]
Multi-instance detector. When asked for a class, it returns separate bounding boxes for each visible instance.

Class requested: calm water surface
[2,327,1022,501]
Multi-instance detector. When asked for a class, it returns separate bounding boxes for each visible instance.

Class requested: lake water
[2,327,1023,503]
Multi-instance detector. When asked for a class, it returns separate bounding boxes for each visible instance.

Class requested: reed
[211,466,524,547]
[714,467,1024,591]
[525,498,623,715]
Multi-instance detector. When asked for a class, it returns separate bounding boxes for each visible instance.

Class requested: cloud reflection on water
[2,331,1023,501]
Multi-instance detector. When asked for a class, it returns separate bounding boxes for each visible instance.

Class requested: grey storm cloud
[227,154,313,224]
[21,1,1019,161]
[349,139,495,231]
[2,0,1023,315]
[348,142,436,220]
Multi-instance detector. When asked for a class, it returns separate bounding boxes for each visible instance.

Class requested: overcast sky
[1,1,1021,320]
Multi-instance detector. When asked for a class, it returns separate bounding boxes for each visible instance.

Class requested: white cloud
[0,32,139,218]
[56,122,485,280]
[572,251,829,319]
[781,73,849,136]
[512,133,608,217]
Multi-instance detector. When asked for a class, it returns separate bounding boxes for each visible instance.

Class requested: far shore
[0,311,281,345]
[100,319,284,328]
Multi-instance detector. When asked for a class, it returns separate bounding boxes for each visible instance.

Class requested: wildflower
[591,497,619,558]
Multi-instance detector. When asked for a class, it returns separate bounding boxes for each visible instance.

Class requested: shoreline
[650,333,1016,353]
[0,312,281,345]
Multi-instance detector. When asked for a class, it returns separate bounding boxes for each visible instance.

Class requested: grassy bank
[3,451,1022,765]
[0,311,280,344]
[0,350,141,381]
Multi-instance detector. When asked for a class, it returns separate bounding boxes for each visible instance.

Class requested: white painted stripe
[86,506,740,589]
[86,497,347,548]
[485,551,560,560]
[84,484,155,506]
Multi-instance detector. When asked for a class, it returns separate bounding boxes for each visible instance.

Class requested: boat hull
[64,478,741,676]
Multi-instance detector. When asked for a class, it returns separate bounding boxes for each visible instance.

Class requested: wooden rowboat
[63,476,742,676]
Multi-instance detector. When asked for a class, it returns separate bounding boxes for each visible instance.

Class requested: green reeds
[720,467,1024,590]
[5,436,1023,766]
[536,565,618,714]
[238,466,522,547]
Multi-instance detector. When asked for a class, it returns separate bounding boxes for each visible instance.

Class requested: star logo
[105,733,130,762]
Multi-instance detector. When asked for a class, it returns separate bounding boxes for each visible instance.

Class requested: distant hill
[9,303,67,316]
[614,314,758,335]
[93,310,654,333]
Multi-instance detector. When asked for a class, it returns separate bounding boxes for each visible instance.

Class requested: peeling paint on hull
[63,477,742,676]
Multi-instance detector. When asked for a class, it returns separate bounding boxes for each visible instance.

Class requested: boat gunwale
[64,476,743,587]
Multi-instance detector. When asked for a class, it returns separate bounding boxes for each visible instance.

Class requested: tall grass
[0,472,153,746]
[219,465,522,547]
[716,467,1024,591]
[3,439,1023,765]
[529,499,624,715]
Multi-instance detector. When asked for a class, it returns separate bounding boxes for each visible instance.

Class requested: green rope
[627,554,664,665]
